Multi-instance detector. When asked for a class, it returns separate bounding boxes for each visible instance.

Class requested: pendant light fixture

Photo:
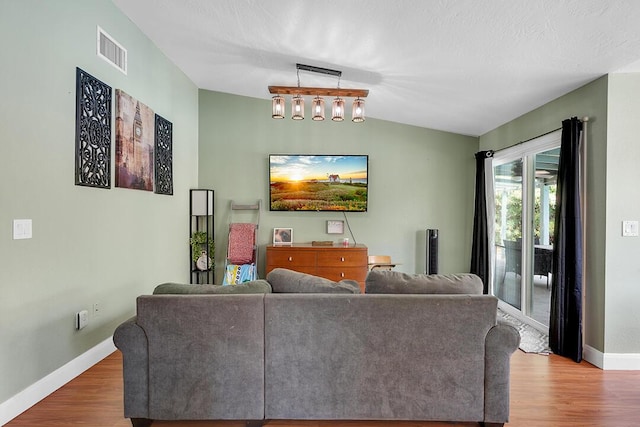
[291,94,304,120]
[291,68,304,120]
[331,97,345,122]
[272,94,285,119]
[312,96,325,121]
[352,97,365,123]
[269,63,369,123]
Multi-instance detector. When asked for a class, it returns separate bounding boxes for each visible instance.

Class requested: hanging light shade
[271,95,285,119]
[312,96,325,121]
[351,97,365,123]
[331,97,345,122]
[291,94,304,120]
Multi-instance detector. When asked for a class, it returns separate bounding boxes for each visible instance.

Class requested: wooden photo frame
[273,228,293,245]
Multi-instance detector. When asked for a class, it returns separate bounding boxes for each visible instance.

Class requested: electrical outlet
[76,310,89,330]
[93,303,100,316]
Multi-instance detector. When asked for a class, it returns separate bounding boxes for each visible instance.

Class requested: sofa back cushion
[266,268,360,294]
[153,280,272,295]
[365,270,483,294]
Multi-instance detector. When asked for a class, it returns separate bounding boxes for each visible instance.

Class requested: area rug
[497,309,553,355]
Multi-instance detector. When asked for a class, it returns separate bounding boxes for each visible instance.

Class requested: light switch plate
[622,220,639,237]
[13,219,32,239]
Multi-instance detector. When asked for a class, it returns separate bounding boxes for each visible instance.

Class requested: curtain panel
[470,150,493,294]
[549,117,583,362]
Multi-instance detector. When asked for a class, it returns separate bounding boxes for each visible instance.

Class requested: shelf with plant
[190,231,215,270]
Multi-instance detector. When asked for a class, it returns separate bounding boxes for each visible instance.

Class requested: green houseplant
[190,231,215,268]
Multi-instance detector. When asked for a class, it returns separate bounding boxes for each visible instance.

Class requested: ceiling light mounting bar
[296,63,342,78]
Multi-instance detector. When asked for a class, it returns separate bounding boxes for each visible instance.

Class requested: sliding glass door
[491,132,560,330]
[493,158,523,309]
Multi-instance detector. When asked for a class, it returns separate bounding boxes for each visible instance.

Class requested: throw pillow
[266,268,360,294]
[365,270,483,294]
[153,280,272,295]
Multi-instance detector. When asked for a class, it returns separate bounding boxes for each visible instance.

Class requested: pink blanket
[228,223,256,264]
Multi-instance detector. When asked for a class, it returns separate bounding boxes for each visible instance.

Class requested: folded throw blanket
[228,223,256,264]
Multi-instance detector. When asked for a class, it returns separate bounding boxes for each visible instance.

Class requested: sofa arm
[113,317,149,420]
[483,321,520,424]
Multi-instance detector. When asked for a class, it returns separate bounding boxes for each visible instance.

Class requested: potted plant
[190,231,215,270]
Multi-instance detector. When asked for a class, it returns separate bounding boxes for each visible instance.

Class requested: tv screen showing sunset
[269,155,368,212]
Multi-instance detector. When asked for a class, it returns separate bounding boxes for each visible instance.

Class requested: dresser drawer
[266,244,368,291]
[318,266,367,283]
[317,250,367,267]
[266,250,316,267]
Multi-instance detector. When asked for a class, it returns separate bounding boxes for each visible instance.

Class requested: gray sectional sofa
[113,269,520,427]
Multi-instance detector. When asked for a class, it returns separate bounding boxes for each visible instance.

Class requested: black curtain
[470,150,493,294]
[549,117,583,362]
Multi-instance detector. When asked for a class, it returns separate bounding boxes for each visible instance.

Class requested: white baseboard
[602,351,640,370]
[0,337,116,426]
[583,344,604,368]
[584,345,640,370]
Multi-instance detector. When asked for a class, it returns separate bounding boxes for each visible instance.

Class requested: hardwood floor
[6,350,640,427]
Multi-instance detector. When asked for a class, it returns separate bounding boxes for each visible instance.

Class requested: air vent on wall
[97,26,127,74]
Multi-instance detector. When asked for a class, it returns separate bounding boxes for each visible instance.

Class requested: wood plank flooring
[6,350,640,427]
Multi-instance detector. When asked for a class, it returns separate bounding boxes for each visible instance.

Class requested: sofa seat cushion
[365,270,483,294]
[266,268,360,294]
[153,280,272,295]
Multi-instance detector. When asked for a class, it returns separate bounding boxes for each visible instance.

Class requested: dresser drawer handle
[341,272,345,278]
[341,257,345,262]
[288,256,293,262]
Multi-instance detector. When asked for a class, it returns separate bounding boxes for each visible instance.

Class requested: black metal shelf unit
[190,189,214,284]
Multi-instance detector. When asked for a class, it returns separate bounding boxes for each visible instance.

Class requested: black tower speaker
[426,229,438,275]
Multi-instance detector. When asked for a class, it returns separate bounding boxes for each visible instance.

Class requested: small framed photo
[326,220,344,234]
[273,228,293,245]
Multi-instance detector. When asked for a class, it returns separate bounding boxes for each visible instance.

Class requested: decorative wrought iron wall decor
[75,68,112,188]
[154,114,173,195]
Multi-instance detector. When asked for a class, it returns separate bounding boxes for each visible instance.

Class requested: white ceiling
[112,0,640,136]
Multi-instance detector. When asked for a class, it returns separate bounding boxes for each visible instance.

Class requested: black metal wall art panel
[154,114,173,195]
[75,67,112,188]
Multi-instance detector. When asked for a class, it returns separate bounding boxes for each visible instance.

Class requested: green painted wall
[605,73,640,353]
[479,77,609,352]
[0,0,199,403]
[198,91,479,280]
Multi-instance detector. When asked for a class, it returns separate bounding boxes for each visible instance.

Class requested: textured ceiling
[112,0,640,136]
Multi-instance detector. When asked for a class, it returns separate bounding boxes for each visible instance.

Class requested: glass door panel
[492,159,523,310]
[528,147,559,326]
[491,134,560,333]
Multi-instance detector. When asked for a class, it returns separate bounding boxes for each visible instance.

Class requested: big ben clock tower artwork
[115,89,154,191]
[133,102,143,145]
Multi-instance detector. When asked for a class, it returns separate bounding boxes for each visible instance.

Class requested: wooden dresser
[266,243,368,292]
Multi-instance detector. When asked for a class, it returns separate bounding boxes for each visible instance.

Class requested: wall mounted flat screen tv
[269,154,368,212]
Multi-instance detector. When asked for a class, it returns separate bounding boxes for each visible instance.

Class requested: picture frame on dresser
[326,220,344,234]
[273,228,293,245]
